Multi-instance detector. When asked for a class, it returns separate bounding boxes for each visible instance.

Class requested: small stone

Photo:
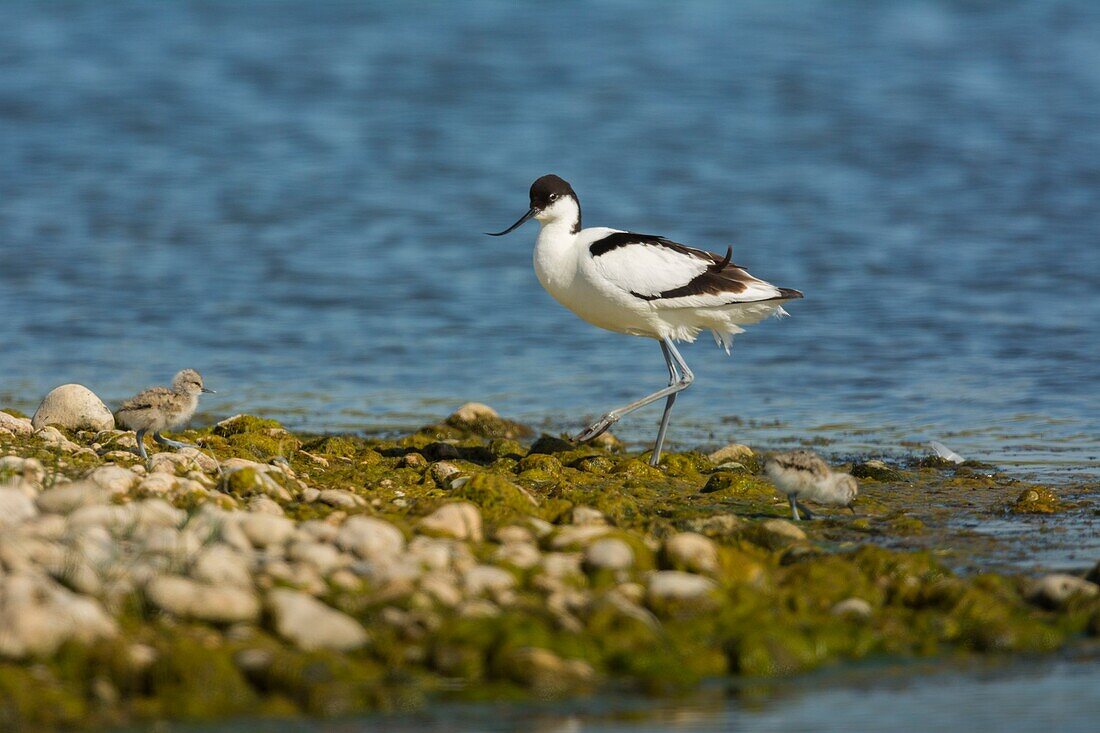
[401,453,428,469]
[145,576,260,623]
[0,412,33,435]
[336,515,405,559]
[663,532,719,574]
[708,443,754,464]
[150,449,219,474]
[1027,574,1099,609]
[494,541,541,570]
[463,564,516,597]
[550,525,610,550]
[584,537,634,572]
[191,544,253,588]
[499,646,596,696]
[87,465,140,495]
[571,506,607,526]
[238,513,295,548]
[831,597,874,619]
[34,426,85,454]
[647,570,717,603]
[450,402,499,423]
[753,518,807,549]
[267,588,369,651]
[428,461,462,486]
[247,495,286,516]
[32,384,115,432]
[319,489,365,508]
[495,525,534,544]
[301,487,321,503]
[0,489,38,527]
[851,459,903,482]
[418,502,483,542]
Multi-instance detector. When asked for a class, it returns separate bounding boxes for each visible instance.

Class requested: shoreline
[1,402,1098,729]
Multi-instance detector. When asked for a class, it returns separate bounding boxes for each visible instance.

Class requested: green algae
[1,409,1098,730]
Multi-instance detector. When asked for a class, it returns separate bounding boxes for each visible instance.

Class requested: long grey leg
[575,337,695,451]
[649,342,680,466]
[789,495,801,521]
[134,429,148,460]
[153,432,195,450]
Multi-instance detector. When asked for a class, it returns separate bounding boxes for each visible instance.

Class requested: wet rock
[145,576,260,623]
[418,502,483,542]
[267,588,369,651]
[851,460,903,482]
[1026,574,1099,609]
[708,443,754,465]
[337,515,405,559]
[1012,486,1063,514]
[238,513,295,548]
[663,532,719,574]
[445,402,531,439]
[32,384,115,432]
[584,537,634,572]
[428,461,461,486]
[831,597,874,619]
[0,411,33,435]
[0,488,38,526]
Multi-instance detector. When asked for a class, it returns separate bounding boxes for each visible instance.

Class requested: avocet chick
[116,369,215,460]
[764,450,858,521]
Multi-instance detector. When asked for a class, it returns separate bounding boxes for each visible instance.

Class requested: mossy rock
[699,471,773,498]
[1011,486,1063,514]
[851,460,905,482]
[1,407,29,419]
[213,414,284,437]
[451,472,540,524]
[302,435,367,458]
[528,434,577,455]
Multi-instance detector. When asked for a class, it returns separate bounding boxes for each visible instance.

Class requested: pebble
[87,465,141,494]
[493,541,541,570]
[34,426,87,454]
[0,489,39,527]
[463,564,516,597]
[318,489,365,508]
[571,506,608,526]
[646,570,717,603]
[31,384,115,432]
[0,574,117,659]
[0,411,33,435]
[428,461,462,486]
[708,443,754,464]
[1027,573,1100,609]
[550,525,610,550]
[418,502,483,542]
[145,576,260,624]
[238,513,296,548]
[664,532,719,574]
[831,597,874,619]
[336,515,405,559]
[583,538,635,572]
[267,588,369,651]
[191,544,254,588]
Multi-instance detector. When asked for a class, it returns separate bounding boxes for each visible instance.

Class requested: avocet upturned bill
[488,174,803,465]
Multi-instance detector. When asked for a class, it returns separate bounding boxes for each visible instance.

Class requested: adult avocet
[488,174,802,466]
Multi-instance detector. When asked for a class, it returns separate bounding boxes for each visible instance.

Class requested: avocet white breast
[488,174,803,465]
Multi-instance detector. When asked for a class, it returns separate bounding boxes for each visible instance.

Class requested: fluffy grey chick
[764,450,858,521]
[116,369,215,460]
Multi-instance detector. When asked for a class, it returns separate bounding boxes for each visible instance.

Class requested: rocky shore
[0,396,1098,730]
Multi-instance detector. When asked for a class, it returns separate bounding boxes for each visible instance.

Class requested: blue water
[1,1,1098,473]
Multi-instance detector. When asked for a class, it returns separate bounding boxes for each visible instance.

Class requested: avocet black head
[486,174,581,236]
